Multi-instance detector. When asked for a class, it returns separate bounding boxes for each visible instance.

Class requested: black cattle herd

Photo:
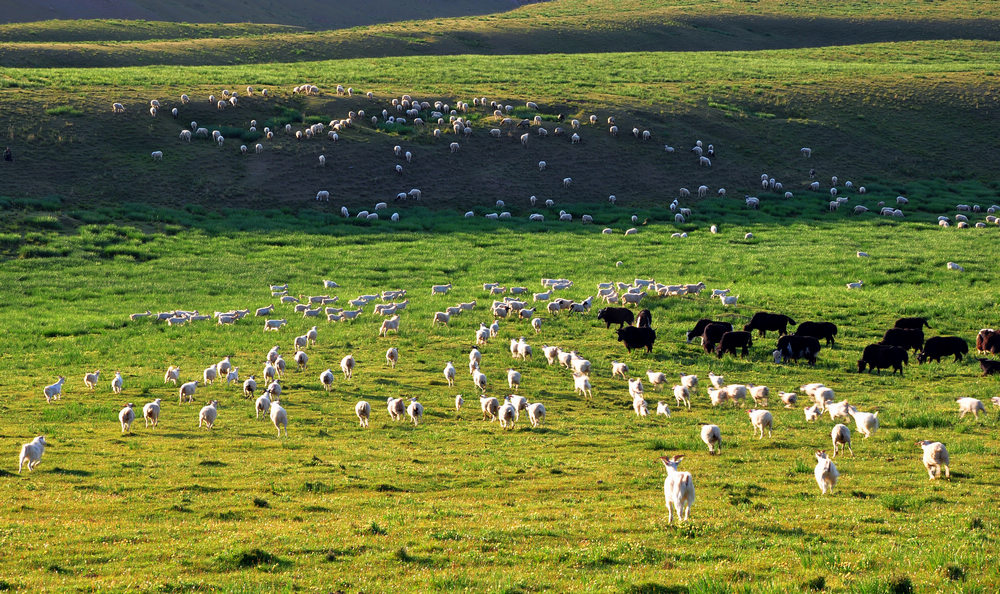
[596,306,995,375]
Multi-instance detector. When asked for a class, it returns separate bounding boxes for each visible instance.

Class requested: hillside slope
[0,0,539,28]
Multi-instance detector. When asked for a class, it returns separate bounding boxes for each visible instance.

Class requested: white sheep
[117,403,135,433]
[138,398,162,428]
[17,436,47,473]
[379,315,400,337]
[198,400,219,429]
[814,450,839,494]
[827,399,856,422]
[341,354,355,379]
[243,375,257,399]
[831,424,853,458]
[633,394,649,418]
[917,440,950,480]
[659,455,695,524]
[956,397,985,419]
[946,262,964,272]
[695,425,721,456]
[850,409,879,438]
[672,385,691,409]
[804,405,820,421]
[84,369,101,390]
[779,392,798,408]
[481,395,499,421]
[655,401,671,417]
[293,350,308,371]
[573,372,593,399]
[270,402,288,437]
[351,401,369,428]
[407,398,424,426]
[526,402,546,428]
[472,368,488,393]
[747,409,773,438]
[178,380,198,403]
[43,376,66,403]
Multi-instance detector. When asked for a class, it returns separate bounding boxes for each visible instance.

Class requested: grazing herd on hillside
[99,82,1000,232]
[19,272,1000,524]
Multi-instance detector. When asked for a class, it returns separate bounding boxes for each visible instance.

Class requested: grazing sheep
[780,392,798,408]
[814,450,839,494]
[243,375,257,399]
[407,398,424,426]
[270,402,288,437]
[850,410,879,438]
[917,440,950,480]
[253,394,271,420]
[43,376,66,403]
[673,385,691,409]
[178,380,198,403]
[481,395,499,421]
[573,372,593,399]
[141,398,162,428]
[198,400,219,429]
[701,425,721,454]
[17,436,47,473]
[84,370,101,390]
[611,361,629,380]
[956,397,985,419]
[831,424,853,457]
[203,366,218,385]
[118,403,135,433]
[340,354,355,379]
[747,409,773,439]
[804,405,820,421]
[659,455,695,524]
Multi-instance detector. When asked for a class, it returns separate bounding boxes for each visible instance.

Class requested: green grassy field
[3,0,1000,590]
[4,207,1000,592]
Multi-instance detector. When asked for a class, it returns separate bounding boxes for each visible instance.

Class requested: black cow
[978,358,1000,375]
[598,307,634,329]
[795,321,838,347]
[716,331,753,359]
[858,344,908,375]
[881,328,924,352]
[776,334,821,365]
[617,326,656,353]
[686,319,731,343]
[743,312,796,337]
[701,323,733,354]
[894,317,932,330]
[636,309,652,328]
[917,336,969,363]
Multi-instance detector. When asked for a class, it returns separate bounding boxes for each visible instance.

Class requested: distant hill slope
[1,0,997,68]
[0,0,540,28]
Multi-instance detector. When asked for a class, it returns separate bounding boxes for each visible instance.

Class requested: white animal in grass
[143,399,162,428]
[355,401,371,428]
[916,440,950,480]
[814,450,839,494]
[659,455,695,524]
[701,425,721,454]
[198,400,220,429]
[118,403,135,433]
[43,376,66,403]
[18,436,47,473]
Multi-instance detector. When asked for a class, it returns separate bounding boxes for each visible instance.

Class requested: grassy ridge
[0,42,997,210]
[3,208,1000,591]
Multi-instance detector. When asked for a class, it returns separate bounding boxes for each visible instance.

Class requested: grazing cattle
[743,312,796,337]
[716,331,753,359]
[978,358,1000,375]
[795,321,838,346]
[636,309,652,328]
[881,328,924,352]
[858,344,908,375]
[598,307,635,329]
[981,330,1000,355]
[917,336,968,363]
[894,317,931,330]
[617,326,656,353]
[701,322,734,354]
[775,334,821,365]
[686,319,731,343]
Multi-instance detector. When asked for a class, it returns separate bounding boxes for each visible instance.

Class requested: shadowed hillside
[0,0,540,29]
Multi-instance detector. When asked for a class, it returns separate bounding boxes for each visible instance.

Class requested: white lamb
[143,399,162,428]
[270,402,288,437]
[747,409,773,439]
[814,450,839,494]
[255,394,271,419]
[804,405,821,421]
[611,361,629,379]
[573,372,593,399]
[850,409,879,438]
[831,424,853,457]
[508,368,522,390]
[178,380,198,403]
[17,436,47,473]
[957,397,985,419]
[198,400,219,429]
[633,394,649,418]
[527,402,546,427]
[118,403,135,433]
[672,385,691,409]
[916,440,950,480]
[659,455,695,524]
[341,354,355,379]
[84,370,101,390]
[701,424,721,454]
[655,401,671,417]
[481,396,499,421]
[407,398,424,426]
[43,376,66,403]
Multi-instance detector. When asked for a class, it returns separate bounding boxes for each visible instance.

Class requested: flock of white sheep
[22,272,990,530]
